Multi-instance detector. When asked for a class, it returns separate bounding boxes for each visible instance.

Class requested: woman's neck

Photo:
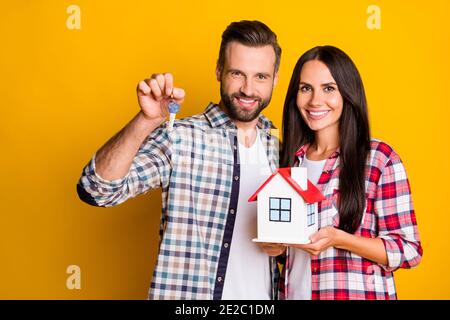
[308,127,340,160]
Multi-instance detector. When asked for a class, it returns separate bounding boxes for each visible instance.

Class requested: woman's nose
[309,90,324,107]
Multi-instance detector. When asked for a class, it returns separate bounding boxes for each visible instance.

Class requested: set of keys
[167,93,180,132]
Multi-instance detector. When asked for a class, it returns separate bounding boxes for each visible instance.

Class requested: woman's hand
[256,242,287,257]
[288,226,340,256]
[286,227,389,265]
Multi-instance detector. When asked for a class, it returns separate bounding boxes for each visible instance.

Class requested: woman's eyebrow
[299,81,337,86]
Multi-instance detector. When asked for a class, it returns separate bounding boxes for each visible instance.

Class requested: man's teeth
[309,111,329,116]
[238,98,255,103]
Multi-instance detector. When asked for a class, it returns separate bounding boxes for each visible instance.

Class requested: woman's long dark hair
[280,46,370,234]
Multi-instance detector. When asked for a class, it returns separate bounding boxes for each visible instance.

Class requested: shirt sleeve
[376,151,423,272]
[76,125,172,207]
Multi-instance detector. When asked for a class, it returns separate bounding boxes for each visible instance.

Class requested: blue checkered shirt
[77,103,281,299]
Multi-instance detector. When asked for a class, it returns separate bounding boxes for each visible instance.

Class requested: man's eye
[231,71,241,77]
[257,75,267,80]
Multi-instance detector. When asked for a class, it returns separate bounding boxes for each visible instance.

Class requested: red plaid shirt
[278,139,422,300]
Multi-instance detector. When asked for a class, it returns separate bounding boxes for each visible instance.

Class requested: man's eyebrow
[256,72,272,78]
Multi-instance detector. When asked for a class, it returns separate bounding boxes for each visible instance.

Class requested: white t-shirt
[221,130,273,300]
[288,156,326,300]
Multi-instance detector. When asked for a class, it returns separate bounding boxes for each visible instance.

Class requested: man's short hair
[217,20,282,75]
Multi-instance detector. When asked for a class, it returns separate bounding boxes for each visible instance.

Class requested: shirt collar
[295,143,340,172]
[294,143,340,159]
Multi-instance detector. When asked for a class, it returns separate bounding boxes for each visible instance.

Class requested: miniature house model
[249,167,325,244]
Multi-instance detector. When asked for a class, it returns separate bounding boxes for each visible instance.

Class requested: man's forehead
[224,42,276,72]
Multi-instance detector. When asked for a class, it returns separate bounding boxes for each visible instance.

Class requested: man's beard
[220,85,272,122]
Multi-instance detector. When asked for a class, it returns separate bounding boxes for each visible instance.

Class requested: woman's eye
[300,86,311,92]
[324,86,336,92]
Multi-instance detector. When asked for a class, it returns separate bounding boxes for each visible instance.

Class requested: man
[77,20,282,300]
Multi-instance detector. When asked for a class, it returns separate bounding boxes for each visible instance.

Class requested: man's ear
[273,71,279,87]
[215,65,221,81]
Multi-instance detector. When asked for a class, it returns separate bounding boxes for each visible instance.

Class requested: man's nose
[240,78,255,97]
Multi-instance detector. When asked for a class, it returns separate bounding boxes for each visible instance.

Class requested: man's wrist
[135,111,165,136]
[137,111,164,126]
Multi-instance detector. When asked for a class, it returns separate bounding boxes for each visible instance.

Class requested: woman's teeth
[309,110,329,116]
[307,110,330,120]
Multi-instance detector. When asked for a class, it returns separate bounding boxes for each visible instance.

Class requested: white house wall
[257,174,309,243]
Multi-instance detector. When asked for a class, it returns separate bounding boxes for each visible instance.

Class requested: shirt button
[217,276,223,282]
[233,145,237,150]
[234,176,239,181]
[224,243,229,248]
[229,209,235,214]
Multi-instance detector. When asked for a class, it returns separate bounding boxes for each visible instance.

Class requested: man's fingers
[137,80,150,96]
[152,73,166,95]
[138,74,183,103]
[144,78,153,90]
[287,243,308,249]
[149,79,163,100]
[164,73,174,96]
[257,242,286,256]
[263,248,283,256]
[172,88,185,102]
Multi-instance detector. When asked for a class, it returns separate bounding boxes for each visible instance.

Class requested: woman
[263,46,422,300]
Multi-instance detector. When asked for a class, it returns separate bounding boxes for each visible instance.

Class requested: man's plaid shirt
[77,103,280,299]
[278,139,422,300]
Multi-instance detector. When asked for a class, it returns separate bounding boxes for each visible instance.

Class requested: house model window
[269,197,291,222]
[307,204,315,227]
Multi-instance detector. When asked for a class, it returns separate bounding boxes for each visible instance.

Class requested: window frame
[269,197,292,222]
[307,204,315,226]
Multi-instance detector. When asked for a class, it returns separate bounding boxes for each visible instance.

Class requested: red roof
[248,167,325,203]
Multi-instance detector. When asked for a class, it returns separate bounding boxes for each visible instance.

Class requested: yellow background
[0,0,448,299]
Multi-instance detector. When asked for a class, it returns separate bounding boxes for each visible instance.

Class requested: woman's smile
[305,109,331,120]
